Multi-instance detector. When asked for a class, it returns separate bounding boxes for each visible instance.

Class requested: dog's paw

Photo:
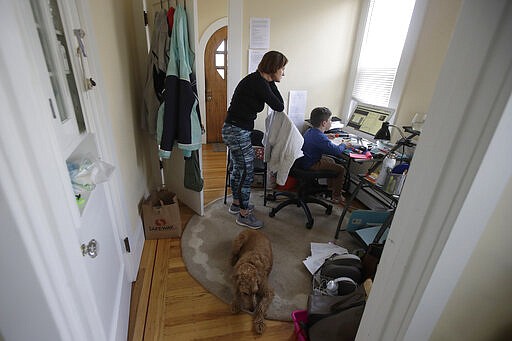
[231,301,241,314]
[254,319,266,334]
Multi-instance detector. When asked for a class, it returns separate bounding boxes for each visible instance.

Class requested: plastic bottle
[376,154,396,186]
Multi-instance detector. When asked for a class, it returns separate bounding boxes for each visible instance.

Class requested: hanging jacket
[159,4,202,156]
[141,9,170,135]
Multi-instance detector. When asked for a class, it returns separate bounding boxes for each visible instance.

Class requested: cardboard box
[142,189,182,239]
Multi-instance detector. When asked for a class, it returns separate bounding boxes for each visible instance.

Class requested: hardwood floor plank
[128,239,157,341]
[143,239,175,341]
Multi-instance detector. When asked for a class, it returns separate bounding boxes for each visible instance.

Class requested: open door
[1,1,134,339]
[144,0,204,215]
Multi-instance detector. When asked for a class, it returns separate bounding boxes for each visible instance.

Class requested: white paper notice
[248,49,267,73]
[250,18,270,49]
[288,90,308,130]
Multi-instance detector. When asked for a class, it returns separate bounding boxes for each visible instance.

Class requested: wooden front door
[205,26,228,143]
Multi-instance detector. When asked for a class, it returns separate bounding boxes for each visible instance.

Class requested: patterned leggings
[222,123,254,209]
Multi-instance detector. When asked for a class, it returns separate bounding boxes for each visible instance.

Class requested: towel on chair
[264,111,304,186]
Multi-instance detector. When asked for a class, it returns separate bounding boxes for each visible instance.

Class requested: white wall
[87,0,157,230]
[241,0,362,131]
[197,0,228,39]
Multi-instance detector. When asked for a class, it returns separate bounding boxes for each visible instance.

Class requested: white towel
[264,111,304,185]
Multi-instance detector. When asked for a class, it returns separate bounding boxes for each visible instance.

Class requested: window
[345,0,421,116]
[30,0,86,134]
[215,40,227,79]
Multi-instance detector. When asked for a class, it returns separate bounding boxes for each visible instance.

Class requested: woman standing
[222,50,288,229]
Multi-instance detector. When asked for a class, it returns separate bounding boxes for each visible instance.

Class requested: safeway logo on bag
[155,219,166,226]
[150,218,175,231]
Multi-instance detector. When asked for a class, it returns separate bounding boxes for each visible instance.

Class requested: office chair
[268,158,340,229]
[224,129,268,206]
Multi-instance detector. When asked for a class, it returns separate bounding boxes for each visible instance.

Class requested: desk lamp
[375,122,407,141]
[370,122,420,175]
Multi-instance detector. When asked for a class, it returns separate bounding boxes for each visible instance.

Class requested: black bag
[307,286,366,341]
[362,243,385,280]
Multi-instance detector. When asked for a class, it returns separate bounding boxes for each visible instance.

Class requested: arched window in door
[215,40,227,79]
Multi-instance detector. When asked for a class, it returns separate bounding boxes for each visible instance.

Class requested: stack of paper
[303,242,348,274]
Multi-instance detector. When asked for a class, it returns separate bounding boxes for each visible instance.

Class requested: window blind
[352,0,415,107]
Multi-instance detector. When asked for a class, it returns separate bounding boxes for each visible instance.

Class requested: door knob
[81,239,98,258]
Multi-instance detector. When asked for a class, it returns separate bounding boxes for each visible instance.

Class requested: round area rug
[181,191,361,321]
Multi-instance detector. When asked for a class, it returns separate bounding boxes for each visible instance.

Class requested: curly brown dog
[231,229,274,334]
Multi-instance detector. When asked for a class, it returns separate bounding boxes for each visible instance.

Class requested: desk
[332,136,385,191]
[332,136,411,209]
[334,174,399,240]
[333,126,421,241]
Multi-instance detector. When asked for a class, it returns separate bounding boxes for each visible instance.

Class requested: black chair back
[251,130,264,147]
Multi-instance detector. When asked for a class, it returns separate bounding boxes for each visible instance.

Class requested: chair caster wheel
[269,210,276,217]
[326,206,333,215]
[306,220,314,229]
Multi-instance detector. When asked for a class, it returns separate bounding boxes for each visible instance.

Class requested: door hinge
[123,237,131,253]
[143,11,148,26]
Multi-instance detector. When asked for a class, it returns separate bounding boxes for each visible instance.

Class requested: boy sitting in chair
[300,107,351,204]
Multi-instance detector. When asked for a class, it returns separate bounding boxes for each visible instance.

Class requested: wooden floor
[128,144,295,340]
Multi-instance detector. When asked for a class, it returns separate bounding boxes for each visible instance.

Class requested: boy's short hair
[310,107,332,127]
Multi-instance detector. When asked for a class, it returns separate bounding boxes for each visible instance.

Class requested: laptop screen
[347,103,394,136]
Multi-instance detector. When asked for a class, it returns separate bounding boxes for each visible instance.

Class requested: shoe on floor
[228,203,254,214]
[236,212,263,229]
[329,195,345,205]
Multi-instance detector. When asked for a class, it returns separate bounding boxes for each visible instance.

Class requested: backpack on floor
[307,286,366,341]
[316,253,363,295]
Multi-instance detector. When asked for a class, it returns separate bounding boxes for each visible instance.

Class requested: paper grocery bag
[142,189,182,239]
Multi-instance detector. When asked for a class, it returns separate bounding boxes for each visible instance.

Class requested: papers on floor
[303,242,348,274]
